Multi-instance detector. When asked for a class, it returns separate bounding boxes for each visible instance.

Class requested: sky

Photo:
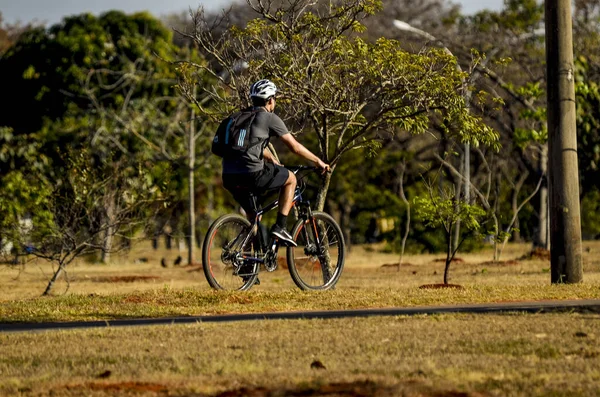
[1,0,504,26]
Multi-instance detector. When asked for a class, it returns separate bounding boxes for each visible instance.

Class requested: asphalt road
[2,299,600,333]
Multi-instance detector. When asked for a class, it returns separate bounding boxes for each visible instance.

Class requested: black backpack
[211,108,263,158]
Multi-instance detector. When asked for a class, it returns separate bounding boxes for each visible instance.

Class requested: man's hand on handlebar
[315,159,331,174]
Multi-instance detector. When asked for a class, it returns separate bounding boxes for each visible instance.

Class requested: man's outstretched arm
[280,134,330,172]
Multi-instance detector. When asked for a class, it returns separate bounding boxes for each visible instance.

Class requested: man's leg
[276,172,297,227]
[266,169,297,246]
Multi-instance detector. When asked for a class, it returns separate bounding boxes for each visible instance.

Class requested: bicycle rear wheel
[286,211,345,290]
[202,214,259,291]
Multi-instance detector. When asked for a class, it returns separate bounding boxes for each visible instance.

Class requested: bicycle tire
[202,214,259,291]
[286,211,345,290]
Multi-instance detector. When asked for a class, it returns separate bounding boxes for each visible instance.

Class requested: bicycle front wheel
[202,214,258,291]
[287,211,345,290]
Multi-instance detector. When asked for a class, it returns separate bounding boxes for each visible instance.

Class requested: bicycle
[202,165,345,291]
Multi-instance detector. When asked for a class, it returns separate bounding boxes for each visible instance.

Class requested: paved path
[2,299,600,333]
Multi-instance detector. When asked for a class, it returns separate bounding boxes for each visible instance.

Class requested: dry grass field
[1,240,600,396]
[3,313,600,397]
[1,239,599,301]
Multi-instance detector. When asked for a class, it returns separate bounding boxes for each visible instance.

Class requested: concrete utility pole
[544,0,583,283]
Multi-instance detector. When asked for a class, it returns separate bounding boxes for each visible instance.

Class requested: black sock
[276,212,288,229]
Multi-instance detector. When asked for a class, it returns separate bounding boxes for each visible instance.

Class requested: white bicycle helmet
[250,79,277,99]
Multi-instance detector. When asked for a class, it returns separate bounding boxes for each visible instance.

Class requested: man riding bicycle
[221,79,330,247]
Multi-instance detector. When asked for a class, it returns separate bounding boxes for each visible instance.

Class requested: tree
[86,60,219,264]
[176,0,498,211]
[0,127,53,261]
[26,149,165,295]
[0,11,200,263]
[415,174,486,284]
[447,0,550,249]
[436,148,544,262]
[0,12,35,56]
[0,11,178,134]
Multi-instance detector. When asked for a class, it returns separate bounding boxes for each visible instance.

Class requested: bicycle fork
[304,216,333,284]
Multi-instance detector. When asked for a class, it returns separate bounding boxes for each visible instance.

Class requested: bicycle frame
[234,167,317,269]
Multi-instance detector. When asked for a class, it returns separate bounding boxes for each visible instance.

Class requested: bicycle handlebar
[286,165,319,173]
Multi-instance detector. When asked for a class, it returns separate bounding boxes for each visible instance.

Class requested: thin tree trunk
[43,252,80,296]
[510,171,529,243]
[499,173,544,260]
[492,173,502,262]
[535,143,550,250]
[397,162,410,268]
[341,200,352,252]
[444,227,452,284]
[315,171,332,212]
[492,212,500,262]
[43,264,65,296]
[101,192,116,264]
[202,180,215,249]
[187,116,196,265]
[453,155,465,252]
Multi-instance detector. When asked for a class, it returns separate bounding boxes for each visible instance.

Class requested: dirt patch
[477,260,520,266]
[121,295,147,304]
[419,283,464,290]
[53,380,486,397]
[433,258,465,263]
[519,248,550,261]
[380,262,415,270]
[64,381,169,393]
[276,256,288,270]
[213,380,484,397]
[91,275,160,283]
[185,264,204,272]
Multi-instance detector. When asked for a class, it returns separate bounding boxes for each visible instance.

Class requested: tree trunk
[315,171,332,212]
[397,162,411,268]
[43,264,65,296]
[187,118,196,265]
[453,154,465,252]
[340,199,352,252]
[535,143,550,250]
[510,171,529,243]
[492,212,500,262]
[200,180,215,250]
[101,192,116,264]
[444,229,452,284]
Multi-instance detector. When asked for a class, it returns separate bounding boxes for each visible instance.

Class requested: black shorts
[222,163,290,214]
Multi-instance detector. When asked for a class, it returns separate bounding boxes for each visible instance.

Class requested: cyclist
[221,79,330,247]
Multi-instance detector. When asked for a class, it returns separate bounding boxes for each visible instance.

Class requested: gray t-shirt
[222,108,289,174]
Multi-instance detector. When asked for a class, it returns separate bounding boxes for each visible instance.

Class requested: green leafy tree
[574,56,600,238]
[574,58,600,199]
[0,11,199,263]
[415,176,486,284]
[0,127,53,258]
[0,10,178,134]
[86,60,220,264]
[177,0,499,211]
